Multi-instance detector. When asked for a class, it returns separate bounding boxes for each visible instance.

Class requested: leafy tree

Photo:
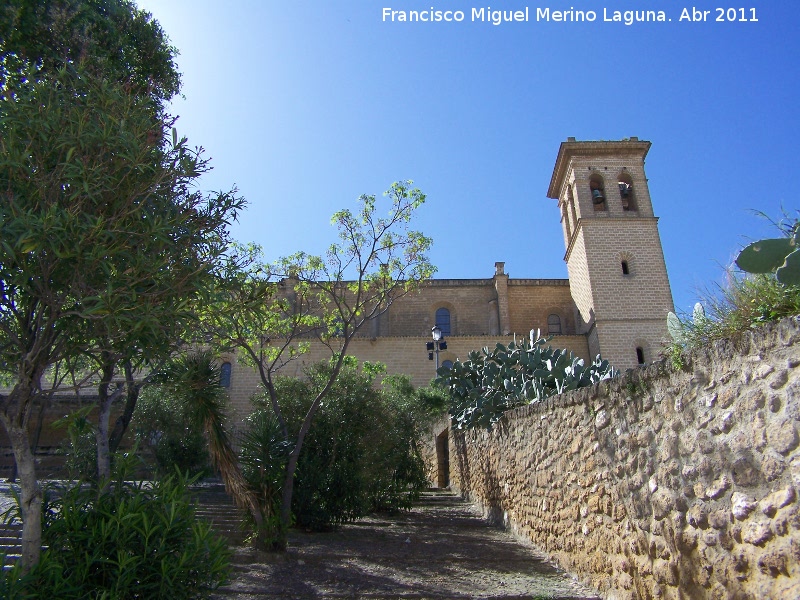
[245,359,431,533]
[0,0,180,105]
[206,182,435,548]
[0,65,243,570]
[156,352,265,534]
[132,385,211,479]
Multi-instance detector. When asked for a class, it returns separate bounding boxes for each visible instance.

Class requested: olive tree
[206,182,435,549]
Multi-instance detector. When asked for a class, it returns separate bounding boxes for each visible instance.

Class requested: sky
[136,0,800,316]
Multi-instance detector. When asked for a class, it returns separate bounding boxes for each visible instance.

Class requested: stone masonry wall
[448,317,800,599]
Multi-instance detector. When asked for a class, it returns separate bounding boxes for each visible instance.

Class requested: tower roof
[546,138,651,199]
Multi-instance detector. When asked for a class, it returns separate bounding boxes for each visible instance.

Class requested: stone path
[1,483,601,598]
[207,489,601,600]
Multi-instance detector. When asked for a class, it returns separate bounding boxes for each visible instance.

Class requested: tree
[0,65,243,570]
[206,182,435,548]
[256,359,429,531]
[1,0,180,105]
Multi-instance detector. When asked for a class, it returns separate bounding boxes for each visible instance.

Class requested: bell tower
[546,138,674,370]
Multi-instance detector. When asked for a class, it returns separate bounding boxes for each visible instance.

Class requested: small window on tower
[621,260,630,275]
[636,347,645,365]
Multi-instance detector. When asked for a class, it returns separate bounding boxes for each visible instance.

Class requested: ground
[209,490,600,599]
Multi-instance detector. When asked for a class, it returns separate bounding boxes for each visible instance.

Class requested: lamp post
[427,325,447,373]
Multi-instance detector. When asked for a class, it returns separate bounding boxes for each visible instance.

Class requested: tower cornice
[546,138,651,199]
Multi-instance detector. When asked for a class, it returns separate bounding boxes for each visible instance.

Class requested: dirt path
[210,491,600,599]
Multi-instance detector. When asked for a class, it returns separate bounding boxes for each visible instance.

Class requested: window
[547,314,562,335]
[621,260,630,275]
[220,361,232,388]
[618,174,637,211]
[561,203,572,239]
[435,307,451,336]
[589,175,606,212]
[568,185,578,227]
[636,347,645,365]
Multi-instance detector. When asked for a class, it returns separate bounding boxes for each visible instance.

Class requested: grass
[672,271,800,352]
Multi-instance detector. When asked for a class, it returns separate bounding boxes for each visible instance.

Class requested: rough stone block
[741,521,773,546]
[769,419,799,455]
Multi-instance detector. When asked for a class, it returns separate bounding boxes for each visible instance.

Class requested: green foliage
[1,4,242,572]
[736,215,800,285]
[132,386,211,479]
[1,0,181,105]
[238,410,291,546]
[1,456,230,599]
[245,361,429,532]
[156,352,260,535]
[203,181,435,549]
[666,272,800,350]
[666,212,800,355]
[435,330,617,430]
[667,302,708,346]
[53,405,99,482]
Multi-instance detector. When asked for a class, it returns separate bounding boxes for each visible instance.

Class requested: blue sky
[137,1,799,316]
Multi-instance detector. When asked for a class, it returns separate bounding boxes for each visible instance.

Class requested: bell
[618,183,630,197]
[592,189,605,204]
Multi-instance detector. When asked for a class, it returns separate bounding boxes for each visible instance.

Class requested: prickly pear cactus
[736,222,800,285]
[435,330,617,429]
[667,303,706,345]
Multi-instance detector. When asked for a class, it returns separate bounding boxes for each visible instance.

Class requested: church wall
[385,280,499,337]
[506,280,574,336]
[224,333,591,422]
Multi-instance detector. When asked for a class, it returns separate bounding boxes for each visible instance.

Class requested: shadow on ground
[209,490,600,600]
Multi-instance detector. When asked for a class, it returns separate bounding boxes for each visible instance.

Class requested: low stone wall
[449,317,800,599]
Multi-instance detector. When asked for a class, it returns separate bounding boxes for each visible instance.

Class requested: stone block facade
[548,138,674,370]
[445,317,800,599]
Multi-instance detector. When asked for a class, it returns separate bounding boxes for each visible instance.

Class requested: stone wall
[448,317,800,599]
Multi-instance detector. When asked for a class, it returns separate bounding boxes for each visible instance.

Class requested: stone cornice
[547,138,651,199]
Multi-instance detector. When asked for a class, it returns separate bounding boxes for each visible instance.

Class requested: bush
[238,409,291,545]
[54,406,100,482]
[132,385,211,478]
[2,454,230,599]
[436,331,616,429]
[669,272,800,353]
[244,360,431,531]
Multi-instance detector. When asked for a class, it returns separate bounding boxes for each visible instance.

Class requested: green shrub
[244,360,430,531]
[2,454,230,599]
[132,385,211,478]
[668,272,800,351]
[238,409,291,545]
[54,406,100,482]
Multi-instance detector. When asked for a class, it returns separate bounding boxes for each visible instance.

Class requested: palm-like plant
[160,352,266,542]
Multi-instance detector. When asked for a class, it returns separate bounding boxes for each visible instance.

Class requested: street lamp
[427,325,447,372]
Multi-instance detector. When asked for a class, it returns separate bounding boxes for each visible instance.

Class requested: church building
[222,138,675,420]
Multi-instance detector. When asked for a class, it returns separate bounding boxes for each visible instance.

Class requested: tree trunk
[5,421,41,573]
[277,395,324,549]
[108,362,140,454]
[95,361,115,483]
[277,353,347,550]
